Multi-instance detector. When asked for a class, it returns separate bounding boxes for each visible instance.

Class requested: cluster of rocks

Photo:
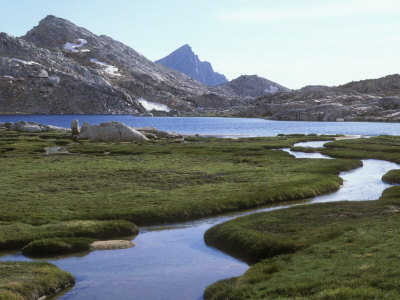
[1,119,183,142]
[71,120,182,142]
[0,120,68,132]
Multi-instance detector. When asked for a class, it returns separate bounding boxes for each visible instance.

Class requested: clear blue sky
[1,0,400,89]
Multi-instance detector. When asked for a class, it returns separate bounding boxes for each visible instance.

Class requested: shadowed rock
[71,119,80,135]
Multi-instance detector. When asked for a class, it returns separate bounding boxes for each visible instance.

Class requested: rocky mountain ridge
[155,44,227,86]
[0,15,399,121]
[236,74,400,122]
[0,15,245,114]
[0,31,143,114]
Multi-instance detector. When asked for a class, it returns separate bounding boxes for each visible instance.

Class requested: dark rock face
[235,74,400,122]
[0,15,239,114]
[155,44,227,86]
[219,75,289,98]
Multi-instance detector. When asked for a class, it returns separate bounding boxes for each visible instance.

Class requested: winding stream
[1,140,399,300]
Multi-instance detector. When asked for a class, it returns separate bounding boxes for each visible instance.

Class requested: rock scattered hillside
[0,31,144,114]
[236,74,400,122]
[0,16,240,114]
[155,44,227,86]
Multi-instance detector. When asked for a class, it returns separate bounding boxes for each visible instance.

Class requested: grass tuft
[22,237,96,256]
[0,261,74,300]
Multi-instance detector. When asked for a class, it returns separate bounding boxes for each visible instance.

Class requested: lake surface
[1,139,399,300]
[1,115,400,136]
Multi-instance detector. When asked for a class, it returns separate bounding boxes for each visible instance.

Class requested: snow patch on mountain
[138,98,171,112]
[11,58,41,66]
[264,85,279,94]
[90,58,121,76]
[63,38,88,52]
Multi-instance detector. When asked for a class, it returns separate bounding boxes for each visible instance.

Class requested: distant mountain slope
[155,44,227,86]
[235,74,400,122]
[219,75,289,98]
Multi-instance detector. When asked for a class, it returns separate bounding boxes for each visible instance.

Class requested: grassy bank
[204,187,400,299]
[382,169,400,184]
[204,135,400,299]
[0,220,137,252]
[0,261,74,300]
[321,135,400,163]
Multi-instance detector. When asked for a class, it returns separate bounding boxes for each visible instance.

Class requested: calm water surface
[2,115,400,136]
[0,123,399,299]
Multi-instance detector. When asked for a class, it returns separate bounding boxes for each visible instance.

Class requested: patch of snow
[3,75,14,79]
[90,58,121,76]
[63,38,88,53]
[138,98,171,112]
[11,58,41,66]
[264,85,279,94]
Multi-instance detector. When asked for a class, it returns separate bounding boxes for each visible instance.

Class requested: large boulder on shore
[76,121,148,142]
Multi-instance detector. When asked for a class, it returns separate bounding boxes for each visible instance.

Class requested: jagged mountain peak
[177,44,192,51]
[155,45,228,86]
[39,15,70,25]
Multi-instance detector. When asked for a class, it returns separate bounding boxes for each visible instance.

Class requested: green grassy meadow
[204,136,400,300]
[0,128,361,299]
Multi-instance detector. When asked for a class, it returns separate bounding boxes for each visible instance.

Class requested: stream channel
[1,140,399,300]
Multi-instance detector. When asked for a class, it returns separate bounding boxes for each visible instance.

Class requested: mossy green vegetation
[22,237,96,256]
[0,261,74,300]
[382,169,400,184]
[321,135,400,163]
[204,133,400,300]
[0,220,137,251]
[204,187,400,299]
[290,146,320,153]
[0,129,359,231]
[0,127,362,299]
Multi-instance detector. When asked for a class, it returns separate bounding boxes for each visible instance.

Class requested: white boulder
[77,121,148,142]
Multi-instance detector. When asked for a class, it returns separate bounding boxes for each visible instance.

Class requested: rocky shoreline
[0,119,183,142]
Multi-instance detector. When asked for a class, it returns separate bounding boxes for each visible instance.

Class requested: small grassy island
[0,127,399,299]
